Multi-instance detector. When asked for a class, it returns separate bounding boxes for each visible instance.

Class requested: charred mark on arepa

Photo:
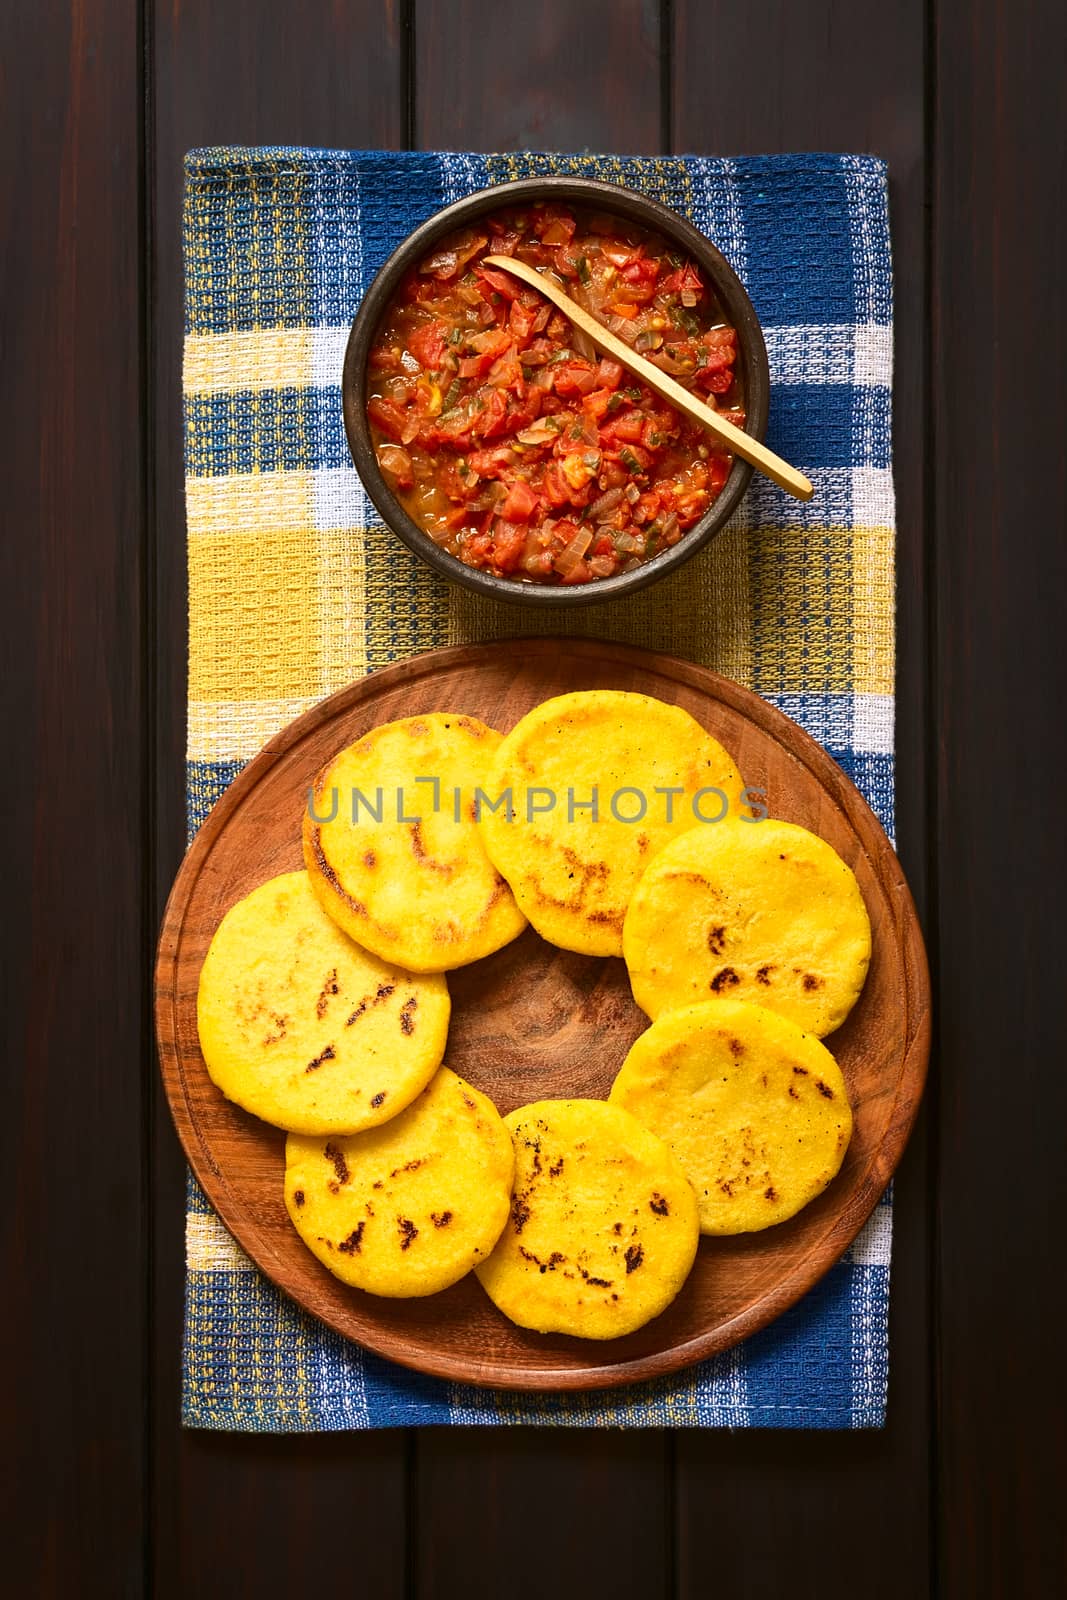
[324,1143,349,1186]
[454,715,485,737]
[307,829,369,918]
[370,1091,387,1109]
[756,964,775,985]
[815,1079,835,1099]
[316,968,339,1018]
[305,1044,336,1073]
[511,1194,532,1234]
[345,982,395,1027]
[431,1211,453,1229]
[728,1037,744,1058]
[710,966,740,993]
[707,924,727,956]
[549,1157,564,1178]
[293,1189,305,1207]
[802,973,824,992]
[649,1193,670,1216]
[624,1243,644,1274]
[765,1186,778,1201]
[578,1264,613,1288]
[390,1159,424,1178]
[338,1222,364,1255]
[363,849,377,869]
[261,1012,289,1046]
[399,996,418,1035]
[793,1065,809,1076]
[410,818,452,874]
[397,1217,419,1250]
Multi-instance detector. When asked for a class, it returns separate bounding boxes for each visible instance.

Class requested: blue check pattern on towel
[181,148,896,1430]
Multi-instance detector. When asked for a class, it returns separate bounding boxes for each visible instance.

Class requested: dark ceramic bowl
[342,177,769,608]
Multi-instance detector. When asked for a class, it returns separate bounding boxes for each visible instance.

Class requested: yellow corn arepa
[284,1067,513,1296]
[475,1098,700,1339]
[303,712,526,972]
[610,999,852,1234]
[623,816,871,1035]
[479,691,744,957]
[196,871,450,1135]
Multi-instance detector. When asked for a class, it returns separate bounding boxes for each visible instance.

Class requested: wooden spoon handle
[483,254,813,502]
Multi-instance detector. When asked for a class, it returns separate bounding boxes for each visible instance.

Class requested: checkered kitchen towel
[181,149,895,1430]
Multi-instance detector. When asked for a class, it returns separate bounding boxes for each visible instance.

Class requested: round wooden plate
[156,638,930,1391]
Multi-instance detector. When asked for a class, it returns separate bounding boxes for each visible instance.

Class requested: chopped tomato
[609,411,645,444]
[469,388,509,440]
[509,300,539,342]
[500,479,539,521]
[367,395,410,442]
[489,519,527,573]
[596,358,624,390]
[552,362,598,398]
[407,322,449,369]
[476,266,521,301]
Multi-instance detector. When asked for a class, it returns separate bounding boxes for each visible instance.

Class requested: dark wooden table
[6,2,1066,1595]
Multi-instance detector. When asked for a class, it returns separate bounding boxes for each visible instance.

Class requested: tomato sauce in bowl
[365,204,745,587]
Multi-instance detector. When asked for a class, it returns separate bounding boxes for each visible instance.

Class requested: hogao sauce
[367,204,744,586]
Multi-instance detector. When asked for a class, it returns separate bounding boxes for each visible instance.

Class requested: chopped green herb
[625,387,642,403]
[570,423,584,441]
[619,448,640,473]
[675,307,701,337]
[578,256,591,285]
[448,326,464,346]
[442,379,463,411]
[606,393,624,413]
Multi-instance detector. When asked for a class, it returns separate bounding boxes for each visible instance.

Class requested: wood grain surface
[6,0,1066,1595]
[156,640,929,1388]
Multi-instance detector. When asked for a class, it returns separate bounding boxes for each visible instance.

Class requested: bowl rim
[342,176,770,608]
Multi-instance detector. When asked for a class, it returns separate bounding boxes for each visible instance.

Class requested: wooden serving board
[155,639,930,1391]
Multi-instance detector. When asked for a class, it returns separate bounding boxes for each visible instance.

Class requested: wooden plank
[149,5,410,1595]
[411,7,672,1597]
[932,3,1067,1595]
[0,1,147,1592]
[671,4,932,1596]
[414,0,664,152]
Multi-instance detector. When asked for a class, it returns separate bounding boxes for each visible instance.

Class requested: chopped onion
[589,554,616,578]
[572,325,597,362]
[634,330,664,353]
[681,289,699,307]
[660,512,680,545]
[624,483,640,505]
[587,486,624,519]
[419,247,459,278]
[615,530,642,553]
[552,527,593,576]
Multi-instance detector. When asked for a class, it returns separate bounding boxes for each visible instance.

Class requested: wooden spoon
[483,254,813,502]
